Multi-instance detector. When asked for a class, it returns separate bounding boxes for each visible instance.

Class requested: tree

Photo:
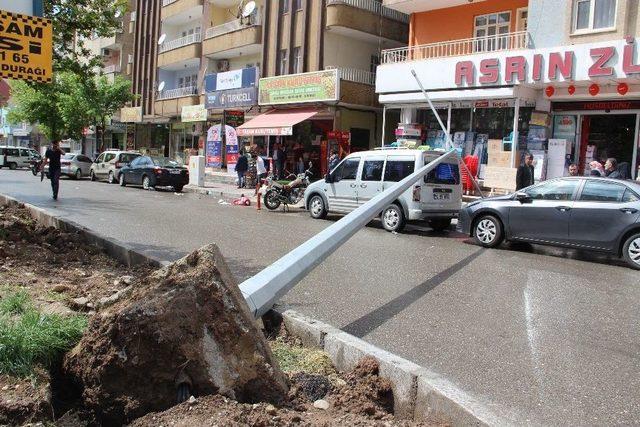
[57,72,95,152]
[7,79,65,141]
[89,76,135,151]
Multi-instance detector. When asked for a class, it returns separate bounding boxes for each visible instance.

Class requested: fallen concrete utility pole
[240,149,457,318]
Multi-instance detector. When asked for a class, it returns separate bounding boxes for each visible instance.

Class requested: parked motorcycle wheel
[263,190,281,210]
[31,167,38,176]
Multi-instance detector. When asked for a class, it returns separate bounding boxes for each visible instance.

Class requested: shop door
[327,157,360,213]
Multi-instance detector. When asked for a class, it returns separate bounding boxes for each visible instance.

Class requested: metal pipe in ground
[240,149,458,318]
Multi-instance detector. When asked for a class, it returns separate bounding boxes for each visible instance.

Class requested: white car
[304,149,462,232]
[0,146,38,170]
[90,150,141,183]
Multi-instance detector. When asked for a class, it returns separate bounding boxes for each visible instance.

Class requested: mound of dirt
[0,373,52,425]
[62,244,288,425]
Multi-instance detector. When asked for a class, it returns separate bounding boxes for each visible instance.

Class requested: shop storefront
[377,38,640,184]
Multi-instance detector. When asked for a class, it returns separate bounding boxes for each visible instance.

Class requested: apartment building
[83,0,136,154]
[152,0,408,167]
[377,0,640,179]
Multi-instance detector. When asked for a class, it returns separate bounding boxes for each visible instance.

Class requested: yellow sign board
[120,106,143,123]
[0,10,53,83]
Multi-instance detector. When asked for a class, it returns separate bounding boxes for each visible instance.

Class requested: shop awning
[379,87,523,105]
[236,108,320,137]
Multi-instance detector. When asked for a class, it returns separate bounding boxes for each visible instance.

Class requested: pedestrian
[568,163,579,177]
[235,150,248,188]
[40,140,63,200]
[605,158,622,179]
[515,153,535,191]
[328,150,339,172]
[296,157,305,174]
[254,149,267,195]
[589,160,604,176]
[272,143,284,179]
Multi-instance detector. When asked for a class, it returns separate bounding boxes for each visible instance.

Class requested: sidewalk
[183,178,255,202]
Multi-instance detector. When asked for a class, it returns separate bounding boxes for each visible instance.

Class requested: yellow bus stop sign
[0,10,52,83]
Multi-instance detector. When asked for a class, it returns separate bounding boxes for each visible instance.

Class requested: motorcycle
[263,163,313,211]
[29,158,42,176]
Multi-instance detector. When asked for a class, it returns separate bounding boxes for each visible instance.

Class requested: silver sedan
[459,177,640,270]
[44,153,94,179]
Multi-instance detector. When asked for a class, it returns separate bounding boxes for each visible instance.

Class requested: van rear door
[420,153,462,212]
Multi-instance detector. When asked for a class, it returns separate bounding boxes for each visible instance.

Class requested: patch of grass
[0,290,30,315]
[270,337,335,376]
[0,291,87,377]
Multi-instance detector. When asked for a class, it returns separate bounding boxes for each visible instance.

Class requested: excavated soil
[0,204,447,426]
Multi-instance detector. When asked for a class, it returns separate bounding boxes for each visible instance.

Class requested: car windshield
[152,157,181,167]
[120,153,140,163]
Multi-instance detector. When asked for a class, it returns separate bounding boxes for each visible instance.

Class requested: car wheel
[473,215,504,248]
[309,194,327,219]
[9,162,17,170]
[108,171,115,184]
[428,218,452,232]
[119,172,126,187]
[622,233,640,270]
[90,170,96,181]
[381,204,406,232]
[75,169,82,180]
[142,175,152,190]
[174,185,183,193]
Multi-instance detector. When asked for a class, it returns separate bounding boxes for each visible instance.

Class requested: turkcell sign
[204,66,258,92]
[205,87,257,109]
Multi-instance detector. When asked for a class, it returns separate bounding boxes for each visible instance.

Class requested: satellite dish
[158,81,165,92]
[242,1,256,18]
[114,9,122,18]
[158,33,167,45]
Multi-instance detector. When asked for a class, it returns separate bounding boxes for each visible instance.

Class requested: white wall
[324,32,380,71]
[162,17,202,41]
[528,0,568,48]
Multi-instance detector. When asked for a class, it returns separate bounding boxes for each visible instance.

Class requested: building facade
[153,0,409,169]
[377,0,640,181]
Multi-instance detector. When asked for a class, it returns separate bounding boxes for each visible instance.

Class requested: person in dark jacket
[40,140,63,200]
[605,158,622,179]
[516,153,535,191]
[235,151,249,188]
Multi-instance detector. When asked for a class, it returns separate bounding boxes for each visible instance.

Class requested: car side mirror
[515,192,532,203]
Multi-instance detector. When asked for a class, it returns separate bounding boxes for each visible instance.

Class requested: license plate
[169,170,182,174]
[433,193,450,201]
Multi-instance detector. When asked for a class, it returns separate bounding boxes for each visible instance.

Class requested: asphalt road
[2,169,640,425]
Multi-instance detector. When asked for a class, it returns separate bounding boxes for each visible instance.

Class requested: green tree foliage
[90,75,135,150]
[7,78,65,141]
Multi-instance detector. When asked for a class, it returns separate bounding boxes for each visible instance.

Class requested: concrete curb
[183,185,252,203]
[0,194,167,269]
[0,192,508,426]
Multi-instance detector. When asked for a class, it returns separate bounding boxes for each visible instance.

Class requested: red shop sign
[552,100,640,111]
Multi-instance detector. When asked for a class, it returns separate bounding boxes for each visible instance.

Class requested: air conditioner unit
[128,54,133,64]
[101,48,112,57]
[216,60,230,72]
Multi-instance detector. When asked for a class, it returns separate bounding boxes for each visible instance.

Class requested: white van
[304,149,462,232]
[0,146,39,170]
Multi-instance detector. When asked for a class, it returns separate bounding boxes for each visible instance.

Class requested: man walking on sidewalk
[41,140,63,200]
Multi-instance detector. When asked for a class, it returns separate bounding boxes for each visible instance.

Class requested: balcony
[327,66,376,86]
[326,0,408,45]
[203,15,262,59]
[157,33,202,69]
[103,64,122,74]
[382,31,531,64]
[157,86,198,100]
[155,86,201,116]
[161,0,203,21]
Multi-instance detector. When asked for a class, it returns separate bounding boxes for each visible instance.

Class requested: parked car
[0,146,37,170]
[44,153,93,179]
[90,150,141,183]
[303,149,462,232]
[118,156,188,192]
[459,177,640,269]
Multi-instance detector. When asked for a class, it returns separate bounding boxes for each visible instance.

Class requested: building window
[279,49,288,75]
[294,0,303,11]
[280,0,289,14]
[574,0,616,32]
[473,11,511,52]
[292,47,302,73]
